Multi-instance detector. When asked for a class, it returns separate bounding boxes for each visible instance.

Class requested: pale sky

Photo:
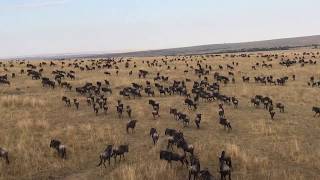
[0,0,319,58]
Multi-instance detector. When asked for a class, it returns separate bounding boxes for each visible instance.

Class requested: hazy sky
[0,0,319,58]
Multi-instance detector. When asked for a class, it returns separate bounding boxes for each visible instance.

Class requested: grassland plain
[0,48,319,180]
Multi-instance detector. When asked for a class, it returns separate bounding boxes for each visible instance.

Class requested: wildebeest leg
[167,142,172,150]
[114,155,117,163]
[103,159,107,168]
[228,172,231,180]
[180,159,184,166]
[63,150,67,159]
[97,157,103,167]
[221,173,224,180]
[190,148,194,155]
[5,154,9,164]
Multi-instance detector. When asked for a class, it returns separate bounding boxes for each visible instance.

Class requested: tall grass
[0,95,45,108]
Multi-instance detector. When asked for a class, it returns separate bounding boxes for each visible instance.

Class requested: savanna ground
[0,48,319,180]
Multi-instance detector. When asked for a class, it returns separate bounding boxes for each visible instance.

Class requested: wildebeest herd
[0,49,319,180]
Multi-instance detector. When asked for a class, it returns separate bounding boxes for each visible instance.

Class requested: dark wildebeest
[126,105,132,118]
[276,103,285,113]
[50,139,67,159]
[219,151,232,180]
[188,155,201,180]
[165,128,177,136]
[219,117,232,131]
[250,98,260,107]
[199,168,214,180]
[159,150,187,166]
[312,107,320,117]
[269,111,276,120]
[126,120,137,133]
[0,148,10,164]
[73,99,79,110]
[97,145,113,167]
[149,128,159,145]
[152,106,160,119]
[112,145,129,163]
[117,104,124,118]
[166,130,184,150]
[170,108,179,120]
[218,104,224,118]
[62,96,71,107]
[185,98,197,110]
[194,114,201,129]
[231,97,238,108]
[0,79,10,85]
[149,99,160,110]
[177,139,194,155]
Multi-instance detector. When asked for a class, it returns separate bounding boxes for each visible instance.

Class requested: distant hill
[13,35,320,60]
[82,35,320,58]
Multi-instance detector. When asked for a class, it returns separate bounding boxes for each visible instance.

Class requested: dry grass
[0,95,45,108]
[0,48,319,180]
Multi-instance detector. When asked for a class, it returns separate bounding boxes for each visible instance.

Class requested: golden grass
[0,95,45,108]
[0,48,319,180]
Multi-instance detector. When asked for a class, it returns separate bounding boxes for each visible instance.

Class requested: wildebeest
[149,99,160,110]
[145,87,155,96]
[50,139,67,159]
[149,128,159,145]
[165,128,177,136]
[126,105,132,118]
[199,168,214,180]
[112,145,129,163]
[159,150,187,166]
[218,104,225,118]
[312,106,320,117]
[117,104,124,118]
[231,97,238,108]
[73,99,79,110]
[250,98,260,107]
[126,119,137,133]
[0,79,10,85]
[219,151,232,180]
[152,106,160,119]
[185,98,197,110]
[269,111,276,120]
[97,145,113,167]
[62,96,71,107]
[219,117,232,131]
[188,155,201,180]
[276,103,285,113]
[177,139,194,155]
[194,114,201,128]
[0,147,10,164]
[101,87,112,94]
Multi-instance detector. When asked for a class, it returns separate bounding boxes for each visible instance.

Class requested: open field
[0,48,320,180]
